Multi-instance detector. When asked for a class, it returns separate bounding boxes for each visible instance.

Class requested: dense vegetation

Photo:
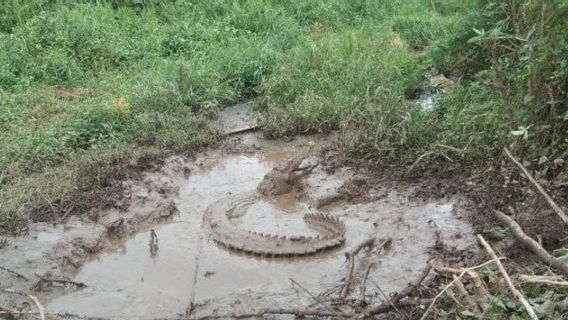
[1,1,567,316]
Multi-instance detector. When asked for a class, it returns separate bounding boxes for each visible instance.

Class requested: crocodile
[257,153,319,196]
[203,154,346,257]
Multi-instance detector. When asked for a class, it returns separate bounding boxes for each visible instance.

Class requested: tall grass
[0,0,480,227]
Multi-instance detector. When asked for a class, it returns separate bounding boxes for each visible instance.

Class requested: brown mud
[0,104,481,319]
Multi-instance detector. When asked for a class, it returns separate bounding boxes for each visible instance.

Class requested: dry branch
[34,273,86,289]
[0,266,29,281]
[452,274,481,315]
[518,275,568,286]
[355,264,432,319]
[290,278,344,318]
[478,235,538,320]
[340,237,375,299]
[186,255,200,315]
[504,148,568,225]
[192,308,352,319]
[1,289,45,320]
[359,262,376,301]
[493,210,568,275]
[467,271,486,299]
[224,125,258,136]
[419,258,503,320]
[433,266,486,299]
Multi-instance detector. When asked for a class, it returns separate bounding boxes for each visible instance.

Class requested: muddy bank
[0,125,478,319]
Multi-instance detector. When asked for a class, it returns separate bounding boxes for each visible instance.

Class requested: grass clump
[261,30,422,137]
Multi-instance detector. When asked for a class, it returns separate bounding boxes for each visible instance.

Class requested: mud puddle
[1,121,476,318]
[39,137,474,319]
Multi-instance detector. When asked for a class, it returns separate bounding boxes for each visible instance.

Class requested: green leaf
[553,248,568,257]
[460,310,477,317]
[473,28,484,35]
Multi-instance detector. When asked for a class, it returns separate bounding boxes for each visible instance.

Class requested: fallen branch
[467,271,486,299]
[191,308,352,319]
[0,266,29,281]
[478,235,538,320]
[355,264,432,319]
[452,274,481,315]
[186,255,200,315]
[518,275,568,286]
[28,294,46,320]
[419,258,503,320]
[493,210,568,275]
[34,273,87,289]
[1,289,45,320]
[224,125,258,136]
[290,278,344,318]
[359,262,376,301]
[433,266,486,299]
[504,148,568,225]
[340,237,375,299]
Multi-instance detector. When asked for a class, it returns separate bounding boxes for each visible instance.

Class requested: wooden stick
[28,294,46,320]
[357,265,431,319]
[493,210,568,275]
[518,275,568,286]
[359,262,376,301]
[0,266,29,281]
[191,300,434,320]
[186,255,200,315]
[1,289,45,320]
[34,273,86,288]
[504,148,568,224]
[433,266,486,299]
[290,278,344,318]
[452,274,481,315]
[467,271,486,299]
[419,258,503,320]
[340,238,375,299]
[478,235,538,320]
[224,125,258,136]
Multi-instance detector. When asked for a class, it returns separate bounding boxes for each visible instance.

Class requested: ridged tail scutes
[204,192,346,257]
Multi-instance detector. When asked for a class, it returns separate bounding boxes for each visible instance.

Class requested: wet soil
[0,104,481,319]
[0,133,477,319]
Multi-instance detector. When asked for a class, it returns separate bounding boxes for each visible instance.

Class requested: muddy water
[45,140,475,318]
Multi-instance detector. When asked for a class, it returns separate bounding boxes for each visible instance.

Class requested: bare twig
[0,266,29,281]
[452,274,481,315]
[504,148,568,224]
[34,273,86,289]
[433,266,486,299]
[340,237,376,299]
[1,289,45,320]
[356,264,432,319]
[28,294,46,320]
[186,255,200,315]
[419,258,503,320]
[467,271,486,299]
[518,275,568,286]
[359,262,376,301]
[224,125,258,136]
[493,210,568,275]
[290,278,344,318]
[191,308,352,319]
[478,235,538,320]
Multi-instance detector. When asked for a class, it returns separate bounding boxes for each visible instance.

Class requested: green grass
[1,0,469,229]
[0,0,525,229]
